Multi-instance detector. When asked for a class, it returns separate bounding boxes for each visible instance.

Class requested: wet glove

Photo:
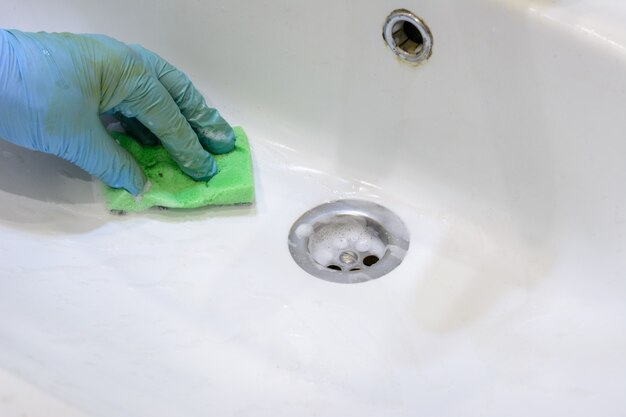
[0,29,235,195]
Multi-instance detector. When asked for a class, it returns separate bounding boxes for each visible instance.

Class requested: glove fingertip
[127,170,148,196]
[198,125,236,155]
[102,165,147,196]
[188,153,218,181]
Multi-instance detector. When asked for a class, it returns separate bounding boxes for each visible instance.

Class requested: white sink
[1,1,625,416]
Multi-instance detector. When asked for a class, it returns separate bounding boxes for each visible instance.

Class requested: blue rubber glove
[0,29,235,195]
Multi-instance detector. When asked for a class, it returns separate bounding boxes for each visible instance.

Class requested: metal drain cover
[288,199,410,283]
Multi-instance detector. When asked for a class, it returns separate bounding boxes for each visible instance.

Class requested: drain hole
[363,255,380,267]
[327,265,342,271]
[393,21,424,55]
[350,268,361,272]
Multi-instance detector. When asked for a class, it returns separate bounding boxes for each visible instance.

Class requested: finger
[61,118,146,195]
[130,45,236,154]
[115,75,218,181]
[114,111,160,147]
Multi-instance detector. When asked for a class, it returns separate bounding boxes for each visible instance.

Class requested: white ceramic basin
[1,1,626,416]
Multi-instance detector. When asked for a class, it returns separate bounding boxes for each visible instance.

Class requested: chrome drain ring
[383,9,433,64]
[288,199,410,284]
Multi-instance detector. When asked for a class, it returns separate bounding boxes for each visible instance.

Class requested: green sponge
[102,126,254,212]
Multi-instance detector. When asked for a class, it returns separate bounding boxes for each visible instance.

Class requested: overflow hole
[383,9,433,64]
[394,21,424,54]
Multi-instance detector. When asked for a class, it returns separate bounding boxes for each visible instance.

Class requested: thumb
[59,118,147,195]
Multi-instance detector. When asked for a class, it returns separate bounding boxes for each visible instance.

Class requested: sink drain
[288,200,410,283]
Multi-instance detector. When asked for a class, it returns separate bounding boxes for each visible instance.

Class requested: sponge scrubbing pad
[102,126,254,212]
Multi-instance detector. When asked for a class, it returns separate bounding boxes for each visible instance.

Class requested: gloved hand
[0,29,235,195]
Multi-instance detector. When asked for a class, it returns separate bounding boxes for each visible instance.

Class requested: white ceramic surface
[1,1,625,416]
